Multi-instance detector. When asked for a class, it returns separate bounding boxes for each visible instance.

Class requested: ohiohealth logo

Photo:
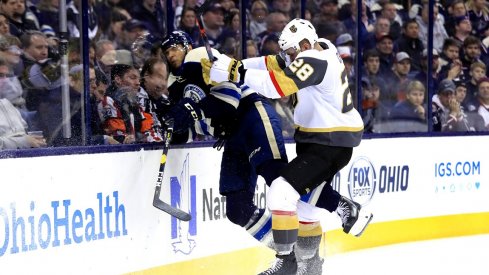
[170,154,197,255]
[347,156,376,206]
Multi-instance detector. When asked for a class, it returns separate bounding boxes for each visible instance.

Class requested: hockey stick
[195,0,217,61]
[153,120,192,221]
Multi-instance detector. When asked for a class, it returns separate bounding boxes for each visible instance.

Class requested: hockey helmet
[160,31,193,52]
[278,18,318,52]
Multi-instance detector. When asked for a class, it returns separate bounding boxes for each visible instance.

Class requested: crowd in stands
[1,0,489,149]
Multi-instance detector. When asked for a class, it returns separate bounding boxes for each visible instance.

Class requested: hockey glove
[204,55,246,85]
[165,97,203,133]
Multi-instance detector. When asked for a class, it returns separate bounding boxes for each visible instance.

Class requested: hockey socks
[296,221,322,260]
[271,210,298,255]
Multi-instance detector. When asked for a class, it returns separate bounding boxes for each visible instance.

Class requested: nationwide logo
[170,154,197,255]
[347,156,376,206]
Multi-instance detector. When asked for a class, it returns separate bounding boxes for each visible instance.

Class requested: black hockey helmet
[160,31,193,52]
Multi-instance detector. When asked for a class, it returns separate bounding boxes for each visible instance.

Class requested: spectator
[245,39,258,58]
[119,19,148,50]
[438,38,461,70]
[470,77,489,130]
[270,0,296,19]
[361,77,390,133]
[98,63,161,144]
[389,80,427,127]
[94,0,129,36]
[0,98,46,149]
[259,32,280,55]
[0,34,22,75]
[177,7,200,47]
[131,0,162,39]
[36,0,59,34]
[375,32,395,75]
[459,35,484,77]
[363,16,390,51]
[362,49,388,94]
[444,0,468,37]
[466,0,489,39]
[414,3,448,52]
[0,0,38,37]
[93,39,115,85]
[312,0,347,36]
[382,51,413,105]
[201,1,225,48]
[248,0,268,40]
[414,48,441,94]
[336,33,354,52]
[380,1,402,41]
[396,19,424,73]
[451,15,473,45]
[66,0,99,39]
[0,12,10,35]
[465,62,487,108]
[19,30,48,68]
[256,12,287,51]
[432,78,475,131]
[342,0,374,40]
[217,8,240,48]
[101,7,130,49]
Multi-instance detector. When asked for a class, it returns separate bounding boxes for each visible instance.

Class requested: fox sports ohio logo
[347,156,376,206]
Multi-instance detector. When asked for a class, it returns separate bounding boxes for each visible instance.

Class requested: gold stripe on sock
[298,222,322,237]
[272,211,299,231]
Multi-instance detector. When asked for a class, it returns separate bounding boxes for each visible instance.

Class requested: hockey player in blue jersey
[161,30,287,243]
[204,19,374,274]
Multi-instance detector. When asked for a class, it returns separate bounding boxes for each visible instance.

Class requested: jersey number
[341,68,353,113]
[289,59,314,81]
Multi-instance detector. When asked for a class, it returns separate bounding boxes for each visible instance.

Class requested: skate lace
[262,258,283,274]
[337,200,350,225]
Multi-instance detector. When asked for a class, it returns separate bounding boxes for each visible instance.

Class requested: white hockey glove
[201,55,244,85]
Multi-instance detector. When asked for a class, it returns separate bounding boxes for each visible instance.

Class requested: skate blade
[349,210,373,237]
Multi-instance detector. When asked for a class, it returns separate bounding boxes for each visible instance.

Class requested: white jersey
[243,42,363,147]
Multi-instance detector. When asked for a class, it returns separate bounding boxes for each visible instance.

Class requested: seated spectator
[459,36,484,77]
[375,32,395,75]
[389,80,427,130]
[335,33,354,54]
[363,16,391,51]
[471,77,489,130]
[0,12,10,35]
[0,0,38,37]
[177,7,201,47]
[0,34,22,75]
[98,63,162,144]
[414,48,441,93]
[248,0,268,40]
[256,12,287,51]
[381,51,413,105]
[413,3,448,52]
[119,19,148,50]
[396,19,424,73]
[246,39,258,58]
[361,77,390,133]
[201,1,226,48]
[451,15,473,45]
[132,0,164,39]
[36,0,59,34]
[66,0,99,39]
[465,61,486,106]
[438,38,461,71]
[466,0,489,39]
[0,98,46,149]
[444,0,468,37]
[432,78,481,132]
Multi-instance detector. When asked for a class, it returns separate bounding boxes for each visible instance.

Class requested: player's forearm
[243,68,282,99]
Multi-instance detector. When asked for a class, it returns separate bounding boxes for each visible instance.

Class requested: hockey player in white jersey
[204,18,373,274]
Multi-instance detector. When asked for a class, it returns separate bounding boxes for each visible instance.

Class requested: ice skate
[296,252,323,275]
[336,196,373,237]
[258,252,297,275]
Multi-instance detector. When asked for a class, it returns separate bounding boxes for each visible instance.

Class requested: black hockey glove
[164,97,203,133]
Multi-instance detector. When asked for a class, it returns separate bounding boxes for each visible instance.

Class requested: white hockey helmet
[278,18,319,52]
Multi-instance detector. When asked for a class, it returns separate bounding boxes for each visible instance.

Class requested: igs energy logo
[347,156,376,206]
